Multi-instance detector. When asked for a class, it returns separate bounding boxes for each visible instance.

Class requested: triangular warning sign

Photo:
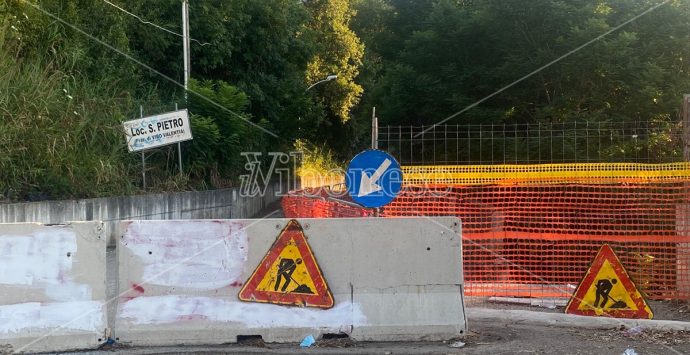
[239,219,334,309]
[565,244,653,319]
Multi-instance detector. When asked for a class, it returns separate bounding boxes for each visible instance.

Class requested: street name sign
[123,109,193,152]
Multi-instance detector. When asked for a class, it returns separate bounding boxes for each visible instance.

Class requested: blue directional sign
[345,149,403,208]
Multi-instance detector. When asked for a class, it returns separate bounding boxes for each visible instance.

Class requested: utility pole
[179,0,191,176]
[182,0,190,95]
[140,105,146,189]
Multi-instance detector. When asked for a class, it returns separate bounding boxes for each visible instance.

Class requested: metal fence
[378,121,683,165]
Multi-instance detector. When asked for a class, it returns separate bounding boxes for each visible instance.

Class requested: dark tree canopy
[1,0,688,199]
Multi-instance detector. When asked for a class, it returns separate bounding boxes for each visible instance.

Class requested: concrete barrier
[0,222,107,353]
[113,217,465,346]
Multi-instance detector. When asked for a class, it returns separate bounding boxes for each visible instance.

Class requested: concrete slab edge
[467,307,690,331]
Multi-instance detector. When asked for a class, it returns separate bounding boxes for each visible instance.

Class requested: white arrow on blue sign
[345,149,403,208]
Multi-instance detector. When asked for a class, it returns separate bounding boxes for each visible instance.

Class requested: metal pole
[175,103,183,175]
[177,143,183,176]
[182,0,190,101]
[305,79,328,92]
[371,107,378,150]
[181,1,190,175]
[140,105,146,189]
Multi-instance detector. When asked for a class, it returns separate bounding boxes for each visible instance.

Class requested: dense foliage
[1,0,688,200]
[351,0,690,161]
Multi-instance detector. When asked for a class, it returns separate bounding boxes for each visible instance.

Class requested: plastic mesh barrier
[403,163,690,185]
[282,188,374,218]
[282,163,690,300]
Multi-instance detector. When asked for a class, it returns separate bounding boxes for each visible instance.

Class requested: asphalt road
[66,317,690,355]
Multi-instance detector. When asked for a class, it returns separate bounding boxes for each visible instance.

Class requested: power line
[416,0,672,137]
[24,1,279,138]
[101,0,210,46]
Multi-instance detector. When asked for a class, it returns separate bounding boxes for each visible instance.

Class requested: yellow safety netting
[402,162,690,185]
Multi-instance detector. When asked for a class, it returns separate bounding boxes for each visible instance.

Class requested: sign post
[371,107,378,149]
[175,103,183,176]
[123,108,193,188]
[139,106,145,189]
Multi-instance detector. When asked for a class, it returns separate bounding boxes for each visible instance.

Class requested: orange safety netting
[283,163,690,300]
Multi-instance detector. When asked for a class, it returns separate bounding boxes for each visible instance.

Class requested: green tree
[301,0,364,155]
[185,79,268,185]
[125,0,324,143]
[353,0,690,161]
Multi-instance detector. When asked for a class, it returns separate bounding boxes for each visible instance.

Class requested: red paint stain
[131,283,145,293]
[229,281,243,287]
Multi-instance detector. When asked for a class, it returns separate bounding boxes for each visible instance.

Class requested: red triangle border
[239,219,334,309]
[565,244,652,319]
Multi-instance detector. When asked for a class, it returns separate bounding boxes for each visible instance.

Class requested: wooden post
[678,94,690,298]
[683,95,690,161]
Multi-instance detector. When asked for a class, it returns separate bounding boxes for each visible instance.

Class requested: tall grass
[0,7,270,201]
[294,139,345,188]
[0,24,138,200]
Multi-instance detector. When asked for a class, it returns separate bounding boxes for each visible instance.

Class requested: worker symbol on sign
[239,220,333,308]
[274,258,314,294]
[594,278,628,309]
[566,244,653,319]
[275,258,298,292]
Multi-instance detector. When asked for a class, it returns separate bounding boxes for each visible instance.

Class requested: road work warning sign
[565,244,653,319]
[239,219,334,309]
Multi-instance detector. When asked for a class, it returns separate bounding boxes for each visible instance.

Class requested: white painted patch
[45,282,92,302]
[118,295,367,328]
[0,229,76,286]
[0,228,94,303]
[0,301,103,335]
[123,221,249,290]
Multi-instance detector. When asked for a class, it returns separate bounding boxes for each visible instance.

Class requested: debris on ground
[624,326,645,336]
[315,337,356,348]
[487,296,567,309]
[637,329,690,346]
[236,336,266,348]
[449,340,466,348]
[96,338,128,351]
[593,327,690,347]
[96,338,115,350]
[300,335,316,348]
[623,348,639,355]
